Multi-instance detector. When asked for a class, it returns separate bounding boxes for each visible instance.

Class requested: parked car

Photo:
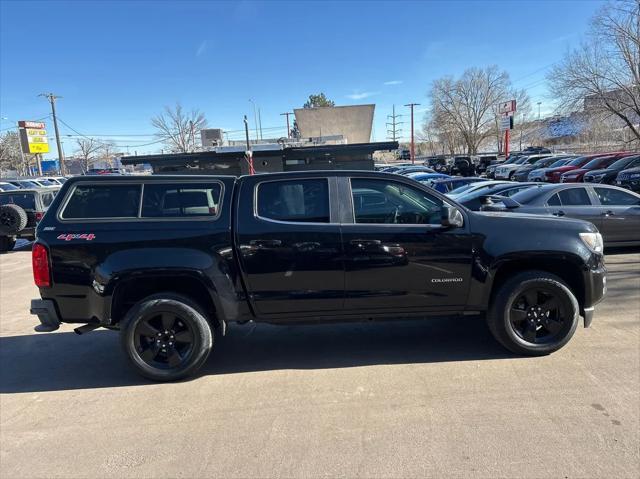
[486,155,531,179]
[0,187,59,251]
[450,156,476,176]
[407,172,451,186]
[528,158,577,182]
[447,180,511,199]
[560,153,634,183]
[430,177,485,193]
[474,155,500,174]
[30,173,606,380]
[455,182,537,210]
[38,176,68,185]
[513,156,575,182]
[378,163,414,173]
[4,179,41,189]
[0,182,20,192]
[394,166,436,176]
[615,166,640,192]
[495,155,553,180]
[583,155,640,185]
[542,154,605,183]
[482,183,640,247]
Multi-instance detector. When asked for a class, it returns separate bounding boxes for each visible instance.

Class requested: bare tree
[428,66,518,154]
[0,131,26,174]
[74,138,102,173]
[548,0,640,143]
[151,103,208,153]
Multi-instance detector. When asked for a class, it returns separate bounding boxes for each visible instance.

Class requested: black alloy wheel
[508,287,571,345]
[134,311,195,369]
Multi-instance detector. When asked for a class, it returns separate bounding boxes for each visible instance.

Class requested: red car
[543,154,603,183]
[560,152,636,183]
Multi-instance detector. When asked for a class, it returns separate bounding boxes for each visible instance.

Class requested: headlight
[580,232,604,253]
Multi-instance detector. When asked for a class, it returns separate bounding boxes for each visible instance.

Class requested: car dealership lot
[1,247,638,478]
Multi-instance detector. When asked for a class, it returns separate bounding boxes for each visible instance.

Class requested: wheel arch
[110,272,224,329]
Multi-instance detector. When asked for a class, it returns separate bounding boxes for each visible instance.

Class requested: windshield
[548,158,571,168]
[609,156,640,169]
[567,156,589,166]
[583,156,614,169]
[18,181,39,188]
[448,180,489,196]
[0,183,19,191]
[510,186,549,204]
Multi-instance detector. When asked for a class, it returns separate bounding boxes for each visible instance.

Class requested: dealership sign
[498,100,517,114]
[18,120,50,154]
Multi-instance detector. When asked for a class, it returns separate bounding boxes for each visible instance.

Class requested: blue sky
[0,0,605,158]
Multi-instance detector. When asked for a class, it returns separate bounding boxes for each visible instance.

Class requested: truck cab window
[62,184,141,219]
[142,183,222,217]
[257,179,329,223]
[351,178,443,224]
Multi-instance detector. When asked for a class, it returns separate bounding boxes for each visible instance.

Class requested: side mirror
[441,205,464,228]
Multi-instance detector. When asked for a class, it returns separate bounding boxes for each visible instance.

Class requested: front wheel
[120,293,213,381]
[487,271,579,356]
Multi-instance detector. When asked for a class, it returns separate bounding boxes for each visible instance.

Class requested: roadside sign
[18,120,50,154]
[500,116,513,131]
[498,100,517,114]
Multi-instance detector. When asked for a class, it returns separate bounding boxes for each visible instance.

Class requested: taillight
[32,243,51,288]
[35,211,44,221]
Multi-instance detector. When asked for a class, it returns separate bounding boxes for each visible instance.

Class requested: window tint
[547,193,561,206]
[142,183,222,217]
[594,188,640,206]
[0,193,36,209]
[63,184,141,218]
[351,178,443,224]
[557,188,592,206]
[258,179,329,223]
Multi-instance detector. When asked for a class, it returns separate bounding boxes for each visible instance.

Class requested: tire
[487,271,579,356]
[0,236,13,253]
[0,204,27,235]
[120,293,213,381]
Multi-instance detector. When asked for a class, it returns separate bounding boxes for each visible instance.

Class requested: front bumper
[582,257,607,327]
[30,299,61,332]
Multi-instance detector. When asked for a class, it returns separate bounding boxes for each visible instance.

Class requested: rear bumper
[30,299,61,332]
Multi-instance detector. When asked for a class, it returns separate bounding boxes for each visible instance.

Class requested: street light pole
[249,99,259,143]
[39,93,65,175]
[404,103,420,164]
[537,102,542,121]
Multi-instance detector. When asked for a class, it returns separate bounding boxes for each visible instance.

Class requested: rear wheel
[120,293,213,381]
[487,271,579,355]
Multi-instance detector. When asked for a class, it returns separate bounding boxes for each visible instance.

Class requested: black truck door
[235,175,345,317]
[341,176,473,312]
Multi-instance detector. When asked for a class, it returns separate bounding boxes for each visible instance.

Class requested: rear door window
[594,188,640,206]
[62,184,141,219]
[41,192,54,208]
[257,179,330,223]
[141,183,222,217]
[0,193,36,209]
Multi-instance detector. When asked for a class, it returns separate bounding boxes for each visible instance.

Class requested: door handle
[601,210,614,216]
[553,210,565,217]
[350,239,382,249]
[250,239,283,248]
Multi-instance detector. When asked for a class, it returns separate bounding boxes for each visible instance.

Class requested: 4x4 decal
[57,233,96,241]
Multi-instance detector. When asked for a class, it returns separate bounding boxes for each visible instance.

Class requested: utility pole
[386,104,403,141]
[404,103,420,164]
[39,93,65,175]
[258,108,263,141]
[280,112,294,138]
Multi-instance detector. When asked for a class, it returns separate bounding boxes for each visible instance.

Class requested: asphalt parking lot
[0,246,638,478]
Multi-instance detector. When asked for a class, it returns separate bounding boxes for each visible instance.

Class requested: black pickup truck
[30,172,606,380]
